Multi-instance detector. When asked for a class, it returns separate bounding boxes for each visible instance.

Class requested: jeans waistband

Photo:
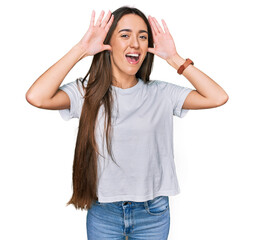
[96,195,168,207]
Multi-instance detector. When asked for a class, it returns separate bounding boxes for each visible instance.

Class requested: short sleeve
[166,82,193,118]
[58,78,86,121]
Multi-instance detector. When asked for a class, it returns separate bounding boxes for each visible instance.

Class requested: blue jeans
[86,195,170,240]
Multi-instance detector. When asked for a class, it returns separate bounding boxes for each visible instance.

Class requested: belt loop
[144,200,149,208]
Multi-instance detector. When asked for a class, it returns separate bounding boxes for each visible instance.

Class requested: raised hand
[147,16,178,61]
[77,10,114,59]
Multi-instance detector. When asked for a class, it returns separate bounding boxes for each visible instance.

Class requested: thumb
[147,47,156,55]
[102,44,112,52]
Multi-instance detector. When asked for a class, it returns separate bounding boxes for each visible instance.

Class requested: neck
[112,75,138,89]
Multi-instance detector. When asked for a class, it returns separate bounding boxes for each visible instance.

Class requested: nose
[130,36,140,48]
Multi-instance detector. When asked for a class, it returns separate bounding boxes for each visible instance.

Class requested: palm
[148,16,178,60]
[80,26,109,55]
[153,34,177,60]
[78,10,114,57]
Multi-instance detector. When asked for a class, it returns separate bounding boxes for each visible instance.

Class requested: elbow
[216,94,229,107]
[25,91,42,108]
[25,91,31,103]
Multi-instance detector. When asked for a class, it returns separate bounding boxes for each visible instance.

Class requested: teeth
[126,53,139,57]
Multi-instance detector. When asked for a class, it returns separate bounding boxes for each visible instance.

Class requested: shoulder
[59,77,87,100]
[75,77,87,97]
[145,79,169,90]
[147,79,190,92]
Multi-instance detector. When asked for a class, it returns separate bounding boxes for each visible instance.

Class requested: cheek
[143,41,149,49]
[111,45,121,56]
[142,46,148,57]
[110,50,124,65]
[112,45,127,60]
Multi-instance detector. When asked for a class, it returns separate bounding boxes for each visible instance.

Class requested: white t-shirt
[59,77,193,203]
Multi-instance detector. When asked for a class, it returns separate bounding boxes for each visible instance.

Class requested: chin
[124,68,140,76]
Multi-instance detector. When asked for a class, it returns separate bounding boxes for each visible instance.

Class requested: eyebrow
[118,29,148,34]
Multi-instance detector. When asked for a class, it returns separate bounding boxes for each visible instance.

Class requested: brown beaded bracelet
[177,58,194,75]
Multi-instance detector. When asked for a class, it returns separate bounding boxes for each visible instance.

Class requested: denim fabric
[86,195,170,240]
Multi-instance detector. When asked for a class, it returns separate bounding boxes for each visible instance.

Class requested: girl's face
[109,14,149,79]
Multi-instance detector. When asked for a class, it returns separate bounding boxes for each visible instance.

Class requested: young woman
[26,6,229,240]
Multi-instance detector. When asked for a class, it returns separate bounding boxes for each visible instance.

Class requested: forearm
[167,54,229,103]
[26,43,86,106]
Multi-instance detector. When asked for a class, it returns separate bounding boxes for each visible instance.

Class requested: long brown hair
[66,6,154,210]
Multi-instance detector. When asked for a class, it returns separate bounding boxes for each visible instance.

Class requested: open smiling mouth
[125,53,140,64]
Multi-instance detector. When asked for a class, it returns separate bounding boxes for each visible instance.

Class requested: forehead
[115,14,147,31]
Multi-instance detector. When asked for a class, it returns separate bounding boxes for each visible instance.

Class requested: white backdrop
[1,0,253,239]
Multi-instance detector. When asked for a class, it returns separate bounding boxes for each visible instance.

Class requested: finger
[103,44,112,52]
[95,10,105,26]
[149,16,159,36]
[161,19,172,37]
[147,47,155,55]
[89,10,95,28]
[104,14,114,32]
[153,17,164,34]
[100,10,112,28]
[148,16,157,36]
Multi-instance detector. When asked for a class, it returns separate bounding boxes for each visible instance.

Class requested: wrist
[73,43,88,61]
[166,54,185,70]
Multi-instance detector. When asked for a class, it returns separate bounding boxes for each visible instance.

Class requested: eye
[121,34,129,38]
[140,35,148,40]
